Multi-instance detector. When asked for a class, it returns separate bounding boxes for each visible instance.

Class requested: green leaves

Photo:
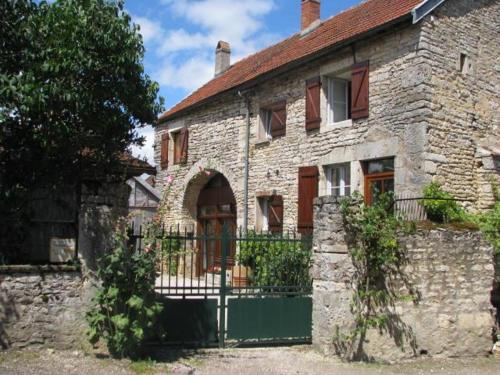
[86,226,163,359]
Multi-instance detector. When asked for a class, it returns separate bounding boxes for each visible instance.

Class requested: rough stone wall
[0,268,87,350]
[421,0,500,210]
[312,196,496,361]
[156,20,431,230]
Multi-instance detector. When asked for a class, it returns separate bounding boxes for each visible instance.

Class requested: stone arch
[180,158,240,224]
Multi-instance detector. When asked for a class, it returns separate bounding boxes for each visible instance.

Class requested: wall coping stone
[0,264,81,275]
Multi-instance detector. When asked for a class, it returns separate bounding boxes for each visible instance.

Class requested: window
[172,131,183,164]
[326,77,351,124]
[259,101,286,140]
[326,163,351,197]
[363,158,395,205]
[257,195,283,234]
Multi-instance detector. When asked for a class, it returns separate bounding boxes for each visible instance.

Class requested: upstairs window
[326,77,351,124]
[326,163,351,197]
[259,101,287,140]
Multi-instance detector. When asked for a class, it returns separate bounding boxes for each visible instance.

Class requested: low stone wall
[0,266,88,350]
[312,196,496,361]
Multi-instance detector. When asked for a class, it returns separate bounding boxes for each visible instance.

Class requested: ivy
[86,219,163,359]
[335,192,418,360]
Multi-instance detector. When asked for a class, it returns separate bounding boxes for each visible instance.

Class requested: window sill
[321,119,353,133]
[255,139,271,147]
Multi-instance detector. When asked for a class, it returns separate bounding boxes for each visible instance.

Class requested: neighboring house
[154,0,499,256]
[127,176,161,230]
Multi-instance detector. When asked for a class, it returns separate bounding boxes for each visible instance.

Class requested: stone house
[154,0,499,258]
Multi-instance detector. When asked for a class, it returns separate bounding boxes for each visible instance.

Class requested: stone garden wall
[312,196,496,361]
[0,266,88,350]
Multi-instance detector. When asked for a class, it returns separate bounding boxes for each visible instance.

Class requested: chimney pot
[215,41,231,77]
[301,0,320,31]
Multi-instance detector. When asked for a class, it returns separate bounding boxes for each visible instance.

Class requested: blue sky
[128,0,363,164]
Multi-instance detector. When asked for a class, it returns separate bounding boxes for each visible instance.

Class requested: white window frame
[259,108,273,141]
[257,197,269,231]
[326,77,349,125]
[326,163,351,197]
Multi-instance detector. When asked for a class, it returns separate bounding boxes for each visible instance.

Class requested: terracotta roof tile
[159,0,422,122]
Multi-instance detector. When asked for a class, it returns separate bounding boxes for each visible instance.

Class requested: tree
[0,0,163,262]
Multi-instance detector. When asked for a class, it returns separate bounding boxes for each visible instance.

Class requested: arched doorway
[197,173,236,273]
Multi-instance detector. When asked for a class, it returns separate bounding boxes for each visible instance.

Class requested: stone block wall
[0,267,88,350]
[312,196,496,361]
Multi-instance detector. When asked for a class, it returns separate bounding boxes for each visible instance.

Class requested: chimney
[301,0,320,31]
[215,41,231,77]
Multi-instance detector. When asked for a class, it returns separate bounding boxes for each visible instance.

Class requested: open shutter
[180,127,189,164]
[268,195,284,234]
[305,77,321,131]
[351,61,369,120]
[270,101,287,138]
[297,166,319,235]
[160,133,169,169]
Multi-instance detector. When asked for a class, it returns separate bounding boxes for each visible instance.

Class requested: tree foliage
[0,0,163,259]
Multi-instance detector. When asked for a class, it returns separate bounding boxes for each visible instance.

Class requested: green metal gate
[133,225,313,347]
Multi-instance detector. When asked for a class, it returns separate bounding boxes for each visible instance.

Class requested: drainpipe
[238,91,251,234]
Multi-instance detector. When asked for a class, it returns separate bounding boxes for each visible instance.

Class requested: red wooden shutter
[351,61,369,120]
[160,133,169,169]
[305,77,321,131]
[180,127,189,163]
[268,195,284,234]
[270,101,287,138]
[297,166,319,235]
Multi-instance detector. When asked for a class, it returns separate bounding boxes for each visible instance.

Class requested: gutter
[159,13,414,124]
[238,91,251,234]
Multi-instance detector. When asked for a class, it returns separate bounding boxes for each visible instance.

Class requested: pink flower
[144,245,151,254]
[165,175,174,185]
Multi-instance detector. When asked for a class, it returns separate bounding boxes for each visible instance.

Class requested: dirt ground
[0,346,499,375]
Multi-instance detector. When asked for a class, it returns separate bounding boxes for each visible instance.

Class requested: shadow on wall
[0,283,19,349]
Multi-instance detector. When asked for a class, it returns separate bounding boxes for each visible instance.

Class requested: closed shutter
[270,101,287,138]
[160,133,169,169]
[268,195,284,234]
[305,77,321,131]
[180,127,189,163]
[351,61,369,120]
[297,166,319,235]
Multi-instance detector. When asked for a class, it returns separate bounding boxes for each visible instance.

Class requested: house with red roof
[154,0,499,267]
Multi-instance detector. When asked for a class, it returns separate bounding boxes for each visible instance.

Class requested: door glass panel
[383,178,395,195]
[367,158,394,174]
[370,180,383,202]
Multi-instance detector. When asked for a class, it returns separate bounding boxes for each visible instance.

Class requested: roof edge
[159,13,416,124]
[132,176,161,200]
[412,0,447,23]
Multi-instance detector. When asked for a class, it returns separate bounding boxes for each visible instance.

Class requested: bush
[422,182,465,223]
[238,231,312,288]
[475,201,500,255]
[87,224,163,359]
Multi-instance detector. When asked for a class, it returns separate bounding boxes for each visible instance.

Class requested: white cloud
[155,55,214,91]
[131,126,156,166]
[132,15,164,44]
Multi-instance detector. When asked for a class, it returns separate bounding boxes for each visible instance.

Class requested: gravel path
[1,346,499,375]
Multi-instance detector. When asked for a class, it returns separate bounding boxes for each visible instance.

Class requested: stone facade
[312,196,496,361]
[0,267,88,350]
[155,0,499,232]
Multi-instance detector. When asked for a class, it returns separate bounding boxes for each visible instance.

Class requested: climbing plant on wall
[335,192,418,360]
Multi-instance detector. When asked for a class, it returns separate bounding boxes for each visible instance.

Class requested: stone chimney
[215,41,231,77]
[301,0,320,31]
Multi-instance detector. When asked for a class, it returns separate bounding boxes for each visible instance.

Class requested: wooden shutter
[180,127,189,164]
[270,101,287,138]
[268,195,284,234]
[160,133,169,169]
[351,61,369,120]
[305,77,321,131]
[297,166,319,235]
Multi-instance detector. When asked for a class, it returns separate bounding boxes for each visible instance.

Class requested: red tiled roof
[159,0,423,122]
